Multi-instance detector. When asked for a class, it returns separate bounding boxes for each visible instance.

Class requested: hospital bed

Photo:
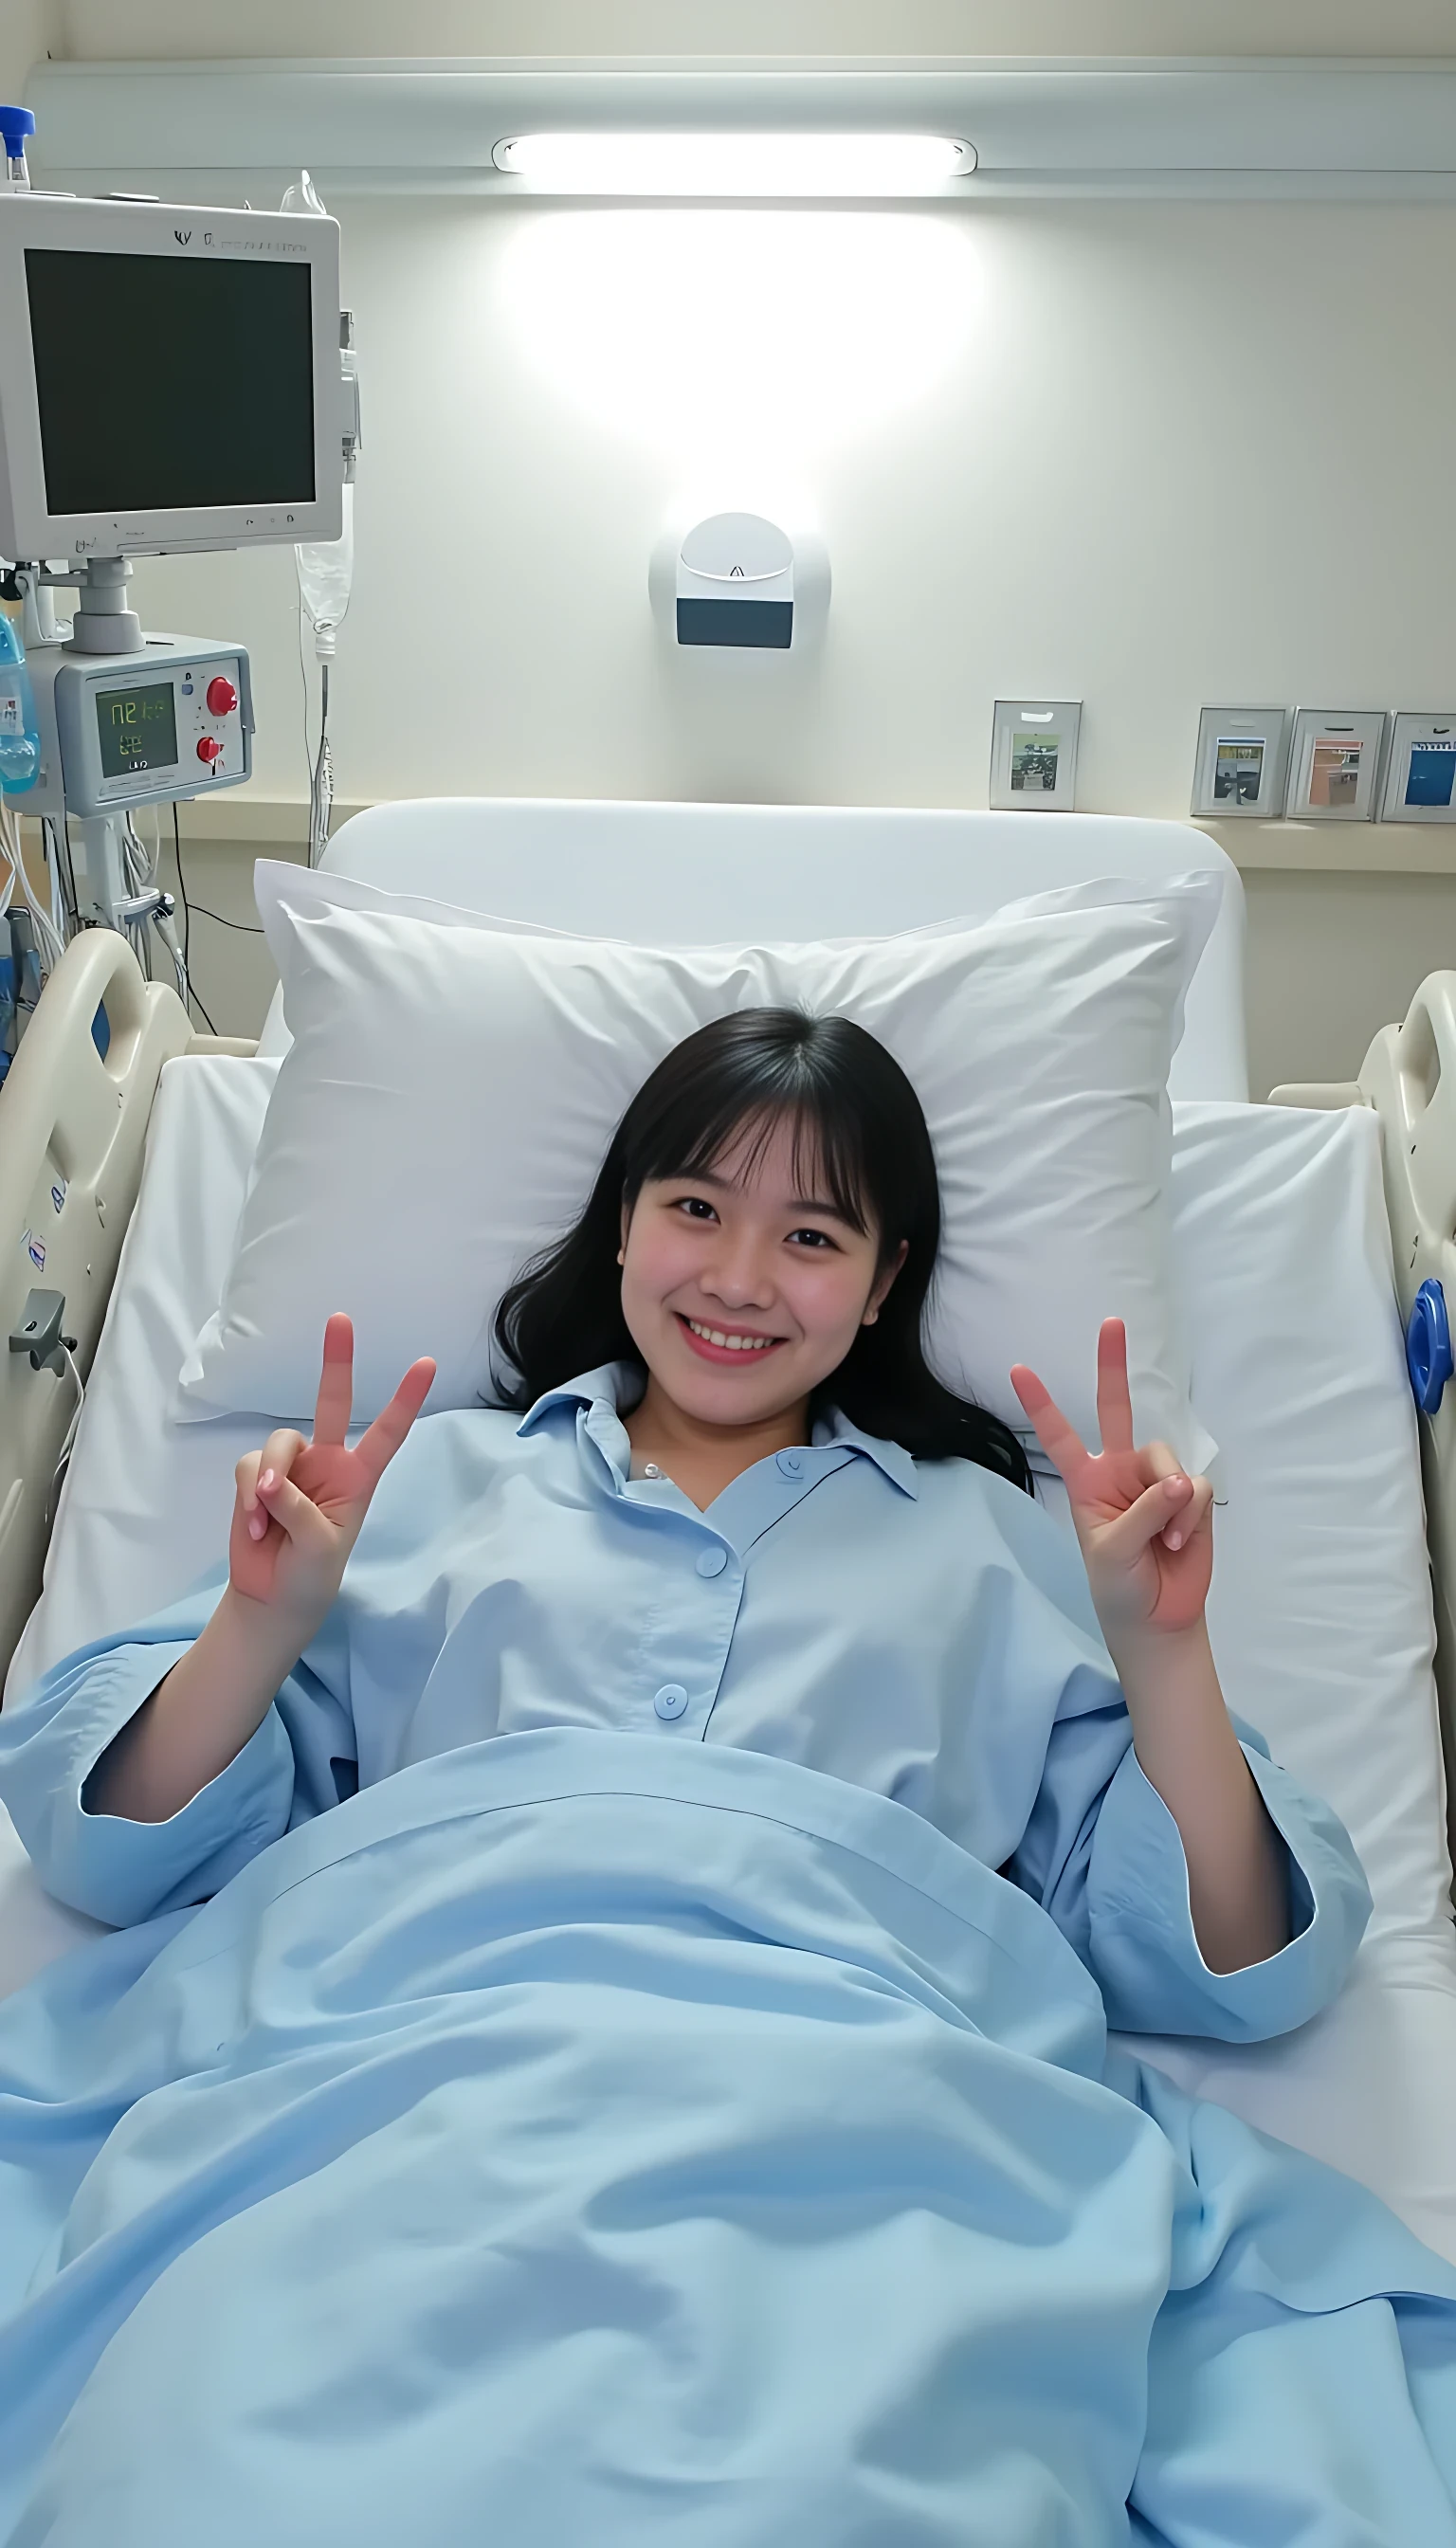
[1,799,1454,2270]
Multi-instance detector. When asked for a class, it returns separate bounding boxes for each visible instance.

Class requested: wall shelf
[76,793,1456,880]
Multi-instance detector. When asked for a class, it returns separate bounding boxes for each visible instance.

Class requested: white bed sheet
[2,1061,1454,2259]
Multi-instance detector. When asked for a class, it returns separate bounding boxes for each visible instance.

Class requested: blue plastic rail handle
[1406,1278,1454,1415]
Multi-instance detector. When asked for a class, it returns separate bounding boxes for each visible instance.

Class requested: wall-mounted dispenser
[675,513,795,648]
[648,510,829,657]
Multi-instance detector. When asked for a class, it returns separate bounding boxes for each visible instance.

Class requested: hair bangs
[624,1031,876,1243]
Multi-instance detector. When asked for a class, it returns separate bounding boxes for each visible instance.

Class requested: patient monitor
[0,177,353,931]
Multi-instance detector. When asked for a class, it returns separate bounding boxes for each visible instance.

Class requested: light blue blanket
[2,1729,1454,2545]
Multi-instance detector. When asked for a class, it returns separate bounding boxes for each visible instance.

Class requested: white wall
[1243,874,1456,1099]
[127,191,1456,815]
[20,14,1456,1081]
[49,0,1456,60]
[1,0,54,96]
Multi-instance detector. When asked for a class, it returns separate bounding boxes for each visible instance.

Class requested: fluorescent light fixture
[492,133,976,197]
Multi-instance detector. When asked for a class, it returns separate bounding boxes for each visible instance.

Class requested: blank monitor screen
[25,248,317,516]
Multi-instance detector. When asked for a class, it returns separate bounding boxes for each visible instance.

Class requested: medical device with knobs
[18,622,253,927]
[0,136,348,979]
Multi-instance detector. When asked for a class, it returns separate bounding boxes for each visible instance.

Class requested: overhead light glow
[498,210,980,470]
[492,133,976,197]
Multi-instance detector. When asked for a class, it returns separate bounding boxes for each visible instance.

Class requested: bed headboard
[311,799,1247,1104]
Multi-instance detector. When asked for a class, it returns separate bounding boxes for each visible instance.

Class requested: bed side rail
[0,933,191,1692]
[1273,974,1456,1895]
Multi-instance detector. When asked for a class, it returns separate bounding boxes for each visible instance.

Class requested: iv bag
[0,610,42,793]
[280,168,328,216]
[283,169,356,653]
[297,480,355,658]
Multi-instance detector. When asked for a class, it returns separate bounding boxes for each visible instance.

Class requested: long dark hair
[493,1008,1031,1491]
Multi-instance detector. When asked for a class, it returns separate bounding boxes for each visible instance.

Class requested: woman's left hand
[1010,1319,1213,1645]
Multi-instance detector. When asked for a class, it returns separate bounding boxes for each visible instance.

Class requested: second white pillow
[176,861,1219,1470]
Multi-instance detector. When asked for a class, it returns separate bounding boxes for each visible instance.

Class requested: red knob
[196,736,224,764]
[206,676,238,716]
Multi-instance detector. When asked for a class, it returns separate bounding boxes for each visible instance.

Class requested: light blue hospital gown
[0,1362,1371,2039]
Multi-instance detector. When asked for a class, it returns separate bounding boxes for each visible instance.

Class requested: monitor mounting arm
[31,558,142,655]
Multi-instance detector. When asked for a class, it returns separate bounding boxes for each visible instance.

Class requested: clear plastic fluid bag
[296,479,355,657]
[282,173,356,656]
[0,610,41,792]
[280,168,328,218]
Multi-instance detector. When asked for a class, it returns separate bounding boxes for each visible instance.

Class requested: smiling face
[618,1112,907,1433]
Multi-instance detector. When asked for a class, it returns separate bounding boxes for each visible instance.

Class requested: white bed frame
[0,930,250,1681]
[1,813,1452,1890]
[1272,979,1456,1886]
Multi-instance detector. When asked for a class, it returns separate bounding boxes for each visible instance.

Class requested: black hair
[493,1007,1032,1493]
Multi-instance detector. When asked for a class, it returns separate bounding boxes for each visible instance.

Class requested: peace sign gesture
[1010,1319,1213,1645]
[228,1314,437,1632]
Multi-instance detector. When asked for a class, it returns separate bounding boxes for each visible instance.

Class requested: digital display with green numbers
[95,681,178,779]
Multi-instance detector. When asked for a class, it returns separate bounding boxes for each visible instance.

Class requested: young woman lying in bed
[10,1009,1456,2548]
[0,1005,1354,2020]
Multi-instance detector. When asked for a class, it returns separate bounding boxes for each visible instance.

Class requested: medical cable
[118,809,209,1015]
[170,803,220,1035]
[52,813,79,932]
[0,805,59,1066]
[46,1342,85,1529]
[151,904,191,1009]
[0,800,57,967]
[42,815,77,935]
[165,819,263,1047]
[122,812,153,900]
[296,602,337,868]
[307,658,334,867]
[0,795,65,974]
[181,902,264,935]
[48,815,65,948]
[118,811,166,986]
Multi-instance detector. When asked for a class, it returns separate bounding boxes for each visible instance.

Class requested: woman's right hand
[89,1318,436,1829]
[228,1314,437,1633]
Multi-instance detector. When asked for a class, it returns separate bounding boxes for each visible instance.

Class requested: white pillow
[1168,1101,1450,1943]
[176,861,1220,1468]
